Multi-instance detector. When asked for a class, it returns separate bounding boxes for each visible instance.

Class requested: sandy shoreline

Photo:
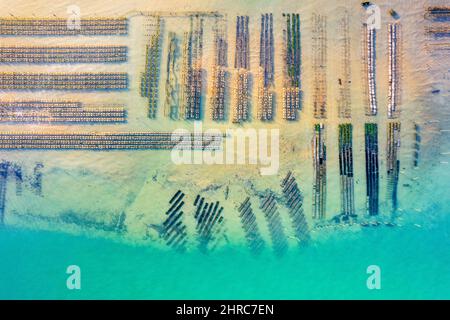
[0,0,448,250]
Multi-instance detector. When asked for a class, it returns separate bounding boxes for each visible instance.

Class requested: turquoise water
[1,212,449,300]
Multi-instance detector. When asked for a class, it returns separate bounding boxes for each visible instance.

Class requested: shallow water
[1,210,449,300]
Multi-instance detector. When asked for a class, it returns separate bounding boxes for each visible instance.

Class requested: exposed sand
[1,0,448,249]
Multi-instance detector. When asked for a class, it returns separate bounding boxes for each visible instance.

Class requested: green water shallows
[1,211,449,300]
